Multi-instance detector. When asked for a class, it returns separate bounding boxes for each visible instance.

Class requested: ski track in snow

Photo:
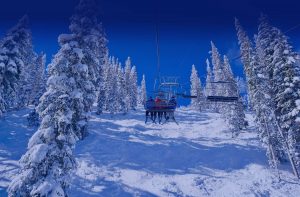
[1,107,300,196]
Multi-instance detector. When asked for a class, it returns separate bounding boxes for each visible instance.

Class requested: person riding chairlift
[145,97,156,123]
[155,96,162,108]
[168,96,177,109]
[145,96,155,109]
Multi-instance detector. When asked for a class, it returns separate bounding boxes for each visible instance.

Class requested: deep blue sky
[1,0,300,105]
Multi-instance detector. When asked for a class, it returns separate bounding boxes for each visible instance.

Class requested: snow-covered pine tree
[235,18,256,108]
[140,74,147,105]
[89,5,108,114]
[28,52,47,106]
[8,0,104,196]
[95,23,108,88]
[223,55,235,97]
[236,76,249,112]
[0,65,5,116]
[210,41,225,82]
[190,64,204,110]
[235,18,285,167]
[221,55,245,135]
[102,57,112,111]
[254,34,285,166]
[26,53,47,127]
[271,27,300,167]
[205,59,214,110]
[226,104,241,137]
[27,108,40,127]
[111,61,120,113]
[16,20,37,109]
[190,64,199,109]
[210,41,226,99]
[236,77,248,98]
[223,56,234,81]
[105,57,118,114]
[96,55,109,114]
[124,57,132,113]
[254,14,300,177]
[129,65,138,110]
[257,15,291,162]
[116,63,126,113]
[205,59,213,97]
[257,14,279,82]
[0,15,34,111]
[94,19,108,113]
[69,0,106,110]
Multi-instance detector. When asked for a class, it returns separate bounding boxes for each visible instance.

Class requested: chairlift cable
[156,24,161,80]
[284,23,300,34]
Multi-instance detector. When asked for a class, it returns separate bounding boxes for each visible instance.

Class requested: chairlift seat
[206,96,238,102]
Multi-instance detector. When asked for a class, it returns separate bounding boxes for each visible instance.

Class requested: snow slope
[1,107,300,196]
[0,108,36,196]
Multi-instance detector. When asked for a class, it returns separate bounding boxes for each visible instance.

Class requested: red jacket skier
[155,96,162,108]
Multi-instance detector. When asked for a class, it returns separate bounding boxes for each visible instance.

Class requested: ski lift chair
[205,81,239,102]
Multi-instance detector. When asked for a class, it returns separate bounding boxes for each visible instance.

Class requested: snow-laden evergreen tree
[226,104,241,137]
[220,55,245,136]
[27,108,40,127]
[190,64,204,110]
[101,57,112,112]
[270,26,300,167]
[205,59,213,97]
[96,55,109,114]
[256,15,291,163]
[205,59,215,111]
[236,18,285,167]
[96,56,139,115]
[94,19,108,114]
[210,41,225,82]
[0,67,5,116]
[95,23,108,88]
[129,65,138,110]
[139,74,147,105]
[0,15,34,111]
[256,14,279,82]
[236,77,247,95]
[223,55,234,81]
[105,57,118,114]
[124,57,132,112]
[190,64,199,109]
[236,77,249,108]
[210,42,226,99]
[116,63,126,113]
[72,0,108,114]
[8,0,105,196]
[223,55,236,97]
[110,62,119,114]
[248,14,300,176]
[254,34,285,166]
[27,52,47,106]
[26,53,47,127]
[256,15,300,172]
[16,20,37,109]
[235,18,256,107]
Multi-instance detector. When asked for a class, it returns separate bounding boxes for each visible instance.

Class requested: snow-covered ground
[1,107,300,196]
